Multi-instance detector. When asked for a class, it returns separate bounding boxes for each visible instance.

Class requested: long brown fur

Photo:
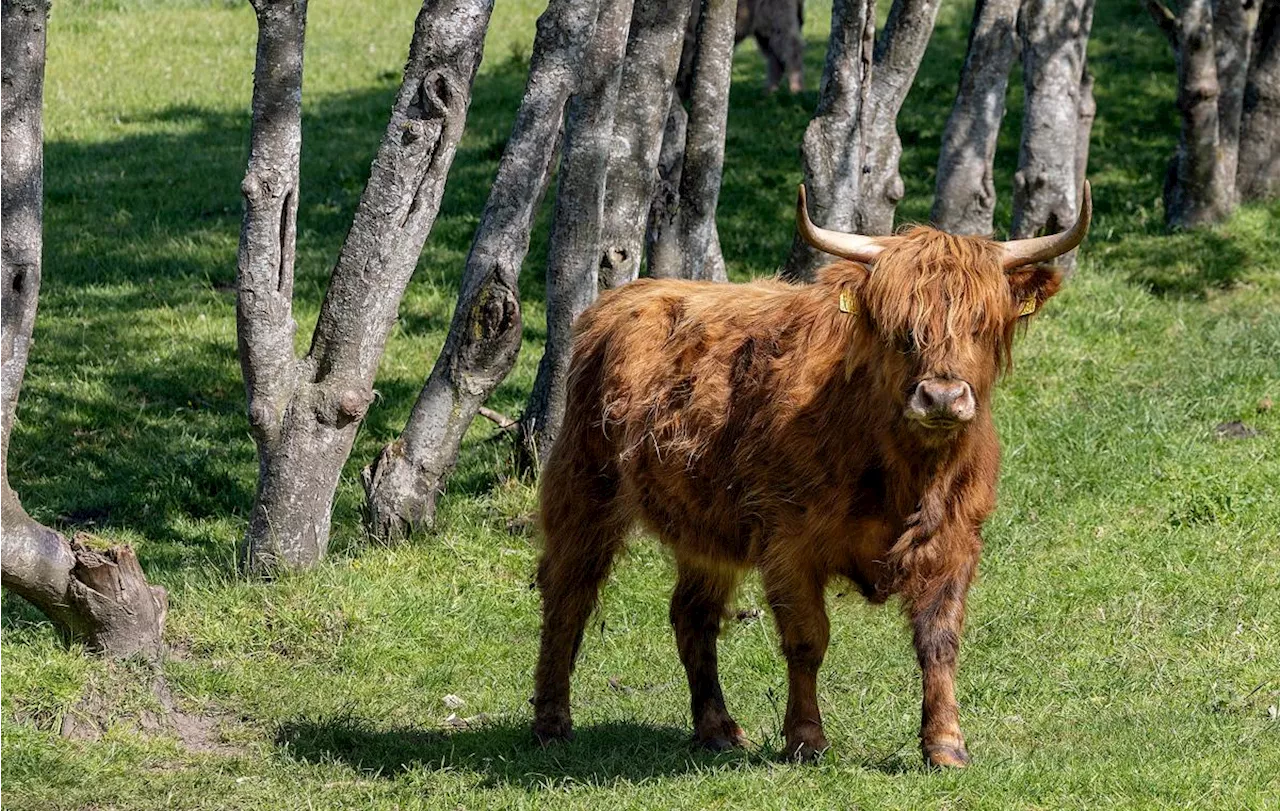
[531,226,1063,765]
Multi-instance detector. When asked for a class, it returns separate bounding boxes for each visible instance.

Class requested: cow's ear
[1006,265,1063,318]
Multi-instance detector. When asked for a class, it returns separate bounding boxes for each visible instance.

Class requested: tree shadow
[275,717,762,788]
[10,61,542,578]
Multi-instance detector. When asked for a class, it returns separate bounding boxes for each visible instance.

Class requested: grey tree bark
[518,0,636,467]
[783,0,876,279]
[1011,0,1094,268]
[645,97,690,279]
[678,0,736,282]
[1147,0,1235,228]
[932,0,1021,235]
[1213,0,1259,206]
[2,0,168,660]
[857,0,944,234]
[361,0,602,540]
[598,0,692,289]
[237,0,494,572]
[1238,0,1280,200]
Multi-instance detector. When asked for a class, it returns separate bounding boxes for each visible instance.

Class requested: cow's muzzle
[906,379,976,426]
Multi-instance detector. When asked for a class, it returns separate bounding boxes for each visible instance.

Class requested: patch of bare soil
[43,664,245,756]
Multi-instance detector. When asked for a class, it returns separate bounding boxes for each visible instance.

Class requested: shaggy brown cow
[532,183,1091,766]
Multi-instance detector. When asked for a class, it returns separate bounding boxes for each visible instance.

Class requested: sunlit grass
[2,0,1277,808]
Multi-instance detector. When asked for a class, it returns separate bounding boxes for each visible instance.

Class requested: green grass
[3,0,1278,808]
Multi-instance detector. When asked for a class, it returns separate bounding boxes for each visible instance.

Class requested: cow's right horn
[796,185,885,265]
[999,181,1092,270]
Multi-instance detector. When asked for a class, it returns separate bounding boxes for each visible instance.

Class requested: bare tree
[678,0,737,281]
[932,0,1021,235]
[1011,0,1094,265]
[518,0,637,466]
[2,0,167,661]
[598,0,692,289]
[857,0,944,234]
[784,0,876,279]
[1238,0,1280,200]
[361,0,602,540]
[236,0,495,572]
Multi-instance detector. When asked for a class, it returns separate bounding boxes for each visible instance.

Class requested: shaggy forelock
[861,228,1009,352]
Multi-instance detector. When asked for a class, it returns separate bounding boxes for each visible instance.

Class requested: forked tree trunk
[932,0,1020,235]
[1011,0,1094,267]
[518,0,636,467]
[678,0,736,281]
[1,0,167,660]
[238,0,494,572]
[1238,0,1280,200]
[598,0,692,289]
[645,98,690,279]
[856,0,943,234]
[361,0,602,540]
[784,0,876,279]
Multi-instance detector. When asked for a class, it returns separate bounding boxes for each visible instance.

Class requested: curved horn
[796,184,885,264]
[1000,180,1092,271]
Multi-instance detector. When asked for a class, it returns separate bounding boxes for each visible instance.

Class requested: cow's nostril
[911,380,975,423]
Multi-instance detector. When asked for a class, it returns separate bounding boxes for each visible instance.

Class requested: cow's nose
[909,379,975,423]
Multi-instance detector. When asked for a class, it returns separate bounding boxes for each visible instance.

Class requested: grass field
[2,0,1279,808]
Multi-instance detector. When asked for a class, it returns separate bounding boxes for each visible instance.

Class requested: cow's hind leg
[531,462,628,745]
[762,564,830,761]
[907,559,977,768]
[671,558,746,751]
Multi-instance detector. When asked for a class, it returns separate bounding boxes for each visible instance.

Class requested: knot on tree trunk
[240,169,287,206]
[452,275,522,394]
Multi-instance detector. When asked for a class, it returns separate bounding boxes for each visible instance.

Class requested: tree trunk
[1213,0,1259,208]
[1238,0,1280,200]
[1,0,167,660]
[783,0,876,280]
[1147,0,1234,228]
[645,97,690,279]
[361,0,602,540]
[518,0,636,467]
[598,0,692,289]
[857,0,943,234]
[1011,0,1094,266]
[932,0,1021,235]
[678,0,736,281]
[237,0,494,572]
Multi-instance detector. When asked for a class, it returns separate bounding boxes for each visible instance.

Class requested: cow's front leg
[763,567,830,761]
[906,558,977,768]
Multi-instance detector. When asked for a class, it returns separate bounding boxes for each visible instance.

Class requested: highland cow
[532,183,1091,766]
[681,0,806,94]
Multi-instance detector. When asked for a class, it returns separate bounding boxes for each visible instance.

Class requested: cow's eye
[898,332,917,354]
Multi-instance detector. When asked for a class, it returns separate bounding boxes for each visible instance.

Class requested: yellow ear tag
[839,290,856,314]
[1019,297,1037,317]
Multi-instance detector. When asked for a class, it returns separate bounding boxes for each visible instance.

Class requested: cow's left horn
[999,181,1092,271]
[796,184,885,265]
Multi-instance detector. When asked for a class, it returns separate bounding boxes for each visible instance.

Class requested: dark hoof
[784,726,830,763]
[923,742,971,769]
[532,714,574,746]
[694,724,748,752]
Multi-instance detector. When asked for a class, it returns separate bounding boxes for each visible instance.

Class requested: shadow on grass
[1106,229,1254,298]
[10,0,1194,581]
[275,715,927,785]
[276,718,756,787]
